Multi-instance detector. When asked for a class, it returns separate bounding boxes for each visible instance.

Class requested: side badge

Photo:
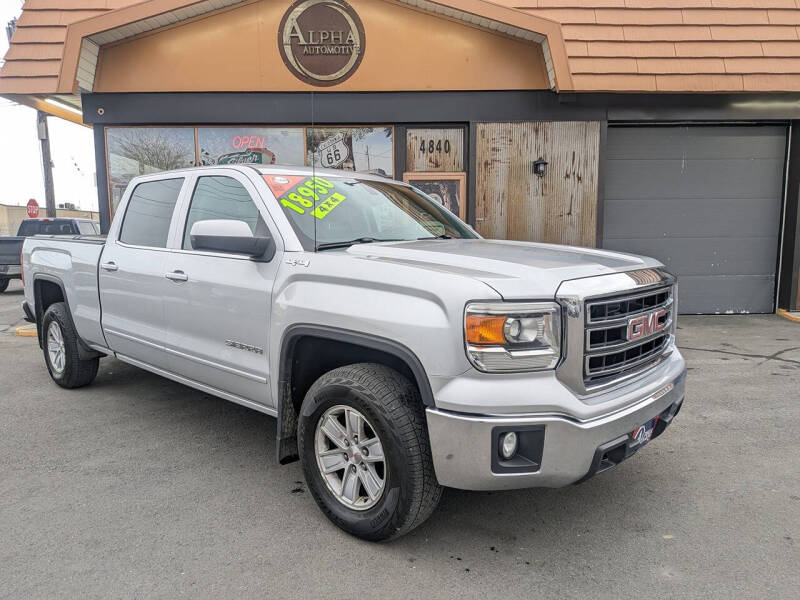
[285,258,311,267]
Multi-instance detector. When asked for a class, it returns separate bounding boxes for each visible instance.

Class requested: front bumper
[426,359,686,491]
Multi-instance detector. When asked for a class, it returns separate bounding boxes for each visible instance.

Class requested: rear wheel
[41,302,99,388]
[298,363,442,541]
[0,278,8,293]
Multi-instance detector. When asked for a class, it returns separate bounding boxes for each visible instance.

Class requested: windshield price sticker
[267,175,344,220]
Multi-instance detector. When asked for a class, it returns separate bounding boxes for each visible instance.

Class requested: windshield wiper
[417,234,453,240]
[316,237,403,251]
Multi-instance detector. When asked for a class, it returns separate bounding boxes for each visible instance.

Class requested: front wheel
[41,302,99,388]
[0,277,8,293]
[298,363,442,541]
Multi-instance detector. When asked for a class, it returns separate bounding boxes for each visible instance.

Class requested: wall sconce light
[532,158,548,178]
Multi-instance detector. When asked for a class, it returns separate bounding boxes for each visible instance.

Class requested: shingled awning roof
[2,0,800,123]
[512,0,800,92]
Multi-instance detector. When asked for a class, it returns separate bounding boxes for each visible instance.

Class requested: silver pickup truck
[22,165,686,541]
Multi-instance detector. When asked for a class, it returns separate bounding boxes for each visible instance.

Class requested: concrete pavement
[0,279,798,599]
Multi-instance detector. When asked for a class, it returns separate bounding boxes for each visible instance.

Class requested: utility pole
[37,110,56,217]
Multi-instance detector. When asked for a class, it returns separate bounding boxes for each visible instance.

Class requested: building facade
[2,0,800,314]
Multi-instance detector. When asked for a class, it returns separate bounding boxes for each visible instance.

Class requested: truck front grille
[583,285,673,385]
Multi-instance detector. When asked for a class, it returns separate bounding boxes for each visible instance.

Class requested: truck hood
[346,239,663,299]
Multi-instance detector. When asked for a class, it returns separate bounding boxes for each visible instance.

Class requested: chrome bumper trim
[426,367,686,491]
[0,265,21,276]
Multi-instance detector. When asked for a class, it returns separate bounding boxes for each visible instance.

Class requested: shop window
[306,127,393,177]
[197,127,305,167]
[106,127,195,216]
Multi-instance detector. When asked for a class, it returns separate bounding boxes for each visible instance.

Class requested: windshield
[263,173,477,250]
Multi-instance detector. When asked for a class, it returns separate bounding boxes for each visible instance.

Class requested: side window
[119,178,184,248]
[77,222,95,235]
[183,176,266,251]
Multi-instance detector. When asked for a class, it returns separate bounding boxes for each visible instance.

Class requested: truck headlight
[464,302,561,372]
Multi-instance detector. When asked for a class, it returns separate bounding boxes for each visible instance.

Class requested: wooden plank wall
[475,121,601,247]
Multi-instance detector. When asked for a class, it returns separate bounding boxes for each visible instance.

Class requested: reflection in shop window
[106,127,195,216]
[306,127,393,178]
[197,127,305,167]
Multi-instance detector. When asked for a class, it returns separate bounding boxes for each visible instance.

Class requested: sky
[0,1,98,211]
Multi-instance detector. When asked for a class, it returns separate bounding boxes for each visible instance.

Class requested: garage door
[603,125,787,314]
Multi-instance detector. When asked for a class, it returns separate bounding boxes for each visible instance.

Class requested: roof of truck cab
[253,165,398,184]
[23,217,96,222]
[130,164,404,185]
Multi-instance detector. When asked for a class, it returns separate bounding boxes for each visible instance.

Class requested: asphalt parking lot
[0,278,798,599]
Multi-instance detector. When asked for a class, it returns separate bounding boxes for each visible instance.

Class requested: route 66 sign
[318,132,350,168]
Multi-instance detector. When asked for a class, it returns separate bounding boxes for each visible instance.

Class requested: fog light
[500,431,518,460]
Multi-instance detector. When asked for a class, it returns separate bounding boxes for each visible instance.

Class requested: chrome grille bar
[555,268,677,397]
[583,284,673,384]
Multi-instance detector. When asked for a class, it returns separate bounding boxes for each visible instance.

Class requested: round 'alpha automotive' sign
[278,0,365,86]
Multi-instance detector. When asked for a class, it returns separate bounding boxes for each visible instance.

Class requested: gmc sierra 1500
[22,165,686,541]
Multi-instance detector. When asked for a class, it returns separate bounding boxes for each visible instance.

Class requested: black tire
[298,363,442,541]
[0,277,8,293]
[41,302,99,389]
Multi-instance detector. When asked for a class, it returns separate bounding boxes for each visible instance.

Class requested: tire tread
[300,363,442,541]
[42,302,99,389]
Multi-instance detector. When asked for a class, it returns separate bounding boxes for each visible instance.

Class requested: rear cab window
[17,221,36,236]
[19,220,76,235]
[119,178,184,248]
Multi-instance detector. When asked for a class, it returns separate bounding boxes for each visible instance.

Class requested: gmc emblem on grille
[627,309,666,341]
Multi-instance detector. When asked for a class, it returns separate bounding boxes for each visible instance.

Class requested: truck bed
[22,235,107,349]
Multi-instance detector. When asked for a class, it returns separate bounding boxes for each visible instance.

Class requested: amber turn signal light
[465,314,507,345]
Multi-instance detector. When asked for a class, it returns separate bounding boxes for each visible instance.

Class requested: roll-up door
[603,125,787,314]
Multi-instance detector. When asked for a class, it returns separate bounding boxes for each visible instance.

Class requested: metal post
[37,110,56,218]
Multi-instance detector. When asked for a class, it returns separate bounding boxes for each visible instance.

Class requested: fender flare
[32,274,102,360]
[275,324,435,464]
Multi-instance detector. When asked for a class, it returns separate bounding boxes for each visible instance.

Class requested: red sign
[26,199,39,218]
[263,175,308,198]
[232,135,266,150]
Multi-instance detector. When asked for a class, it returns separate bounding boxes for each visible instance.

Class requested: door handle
[165,270,188,282]
[100,261,118,272]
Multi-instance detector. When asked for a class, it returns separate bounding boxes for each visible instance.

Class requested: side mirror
[189,220,273,258]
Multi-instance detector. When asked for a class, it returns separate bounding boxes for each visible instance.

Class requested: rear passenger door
[162,170,281,406]
[99,177,185,366]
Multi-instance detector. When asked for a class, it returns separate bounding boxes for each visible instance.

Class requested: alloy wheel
[314,405,386,510]
[46,321,66,374]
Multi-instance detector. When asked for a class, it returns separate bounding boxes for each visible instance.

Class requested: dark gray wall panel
[604,125,787,314]
[603,198,782,239]
[671,275,777,315]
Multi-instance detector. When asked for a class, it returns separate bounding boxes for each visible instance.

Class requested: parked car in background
[21,166,686,540]
[0,218,100,293]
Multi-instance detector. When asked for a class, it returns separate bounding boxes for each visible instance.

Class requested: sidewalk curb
[777,309,800,324]
[14,325,37,337]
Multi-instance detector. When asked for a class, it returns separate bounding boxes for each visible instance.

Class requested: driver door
[161,170,281,406]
